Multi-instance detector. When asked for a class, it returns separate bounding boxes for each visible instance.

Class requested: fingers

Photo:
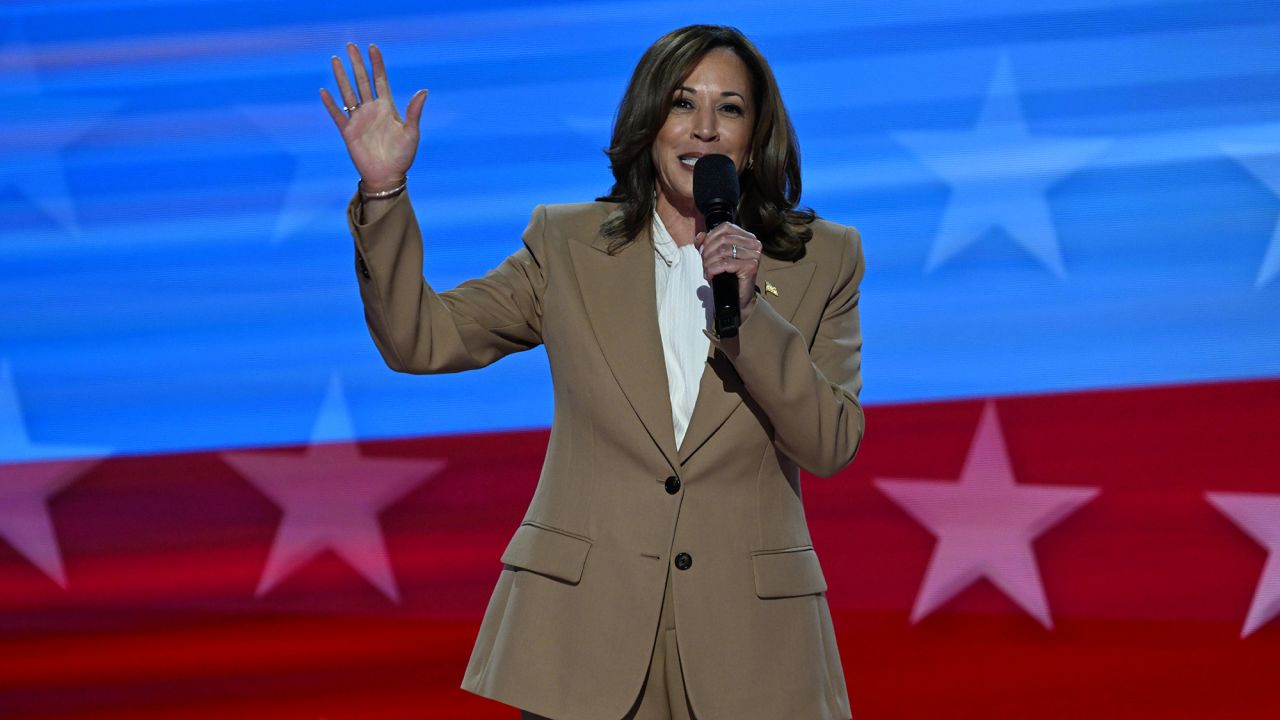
[330,54,358,109]
[405,89,429,130]
[346,42,374,103]
[700,223,762,284]
[701,247,761,278]
[369,44,395,111]
[328,43,425,136]
[701,222,760,247]
[702,253,759,279]
[319,87,347,128]
[704,244,760,264]
[700,224,761,261]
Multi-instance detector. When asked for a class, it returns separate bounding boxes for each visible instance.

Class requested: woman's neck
[655,189,704,247]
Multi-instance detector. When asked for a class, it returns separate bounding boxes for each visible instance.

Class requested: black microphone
[693,153,741,338]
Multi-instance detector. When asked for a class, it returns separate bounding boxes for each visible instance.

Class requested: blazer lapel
[568,219,680,471]
[677,254,817,464]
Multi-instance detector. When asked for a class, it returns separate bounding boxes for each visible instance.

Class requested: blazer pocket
[500,522,593,585]
[751,546,828,599]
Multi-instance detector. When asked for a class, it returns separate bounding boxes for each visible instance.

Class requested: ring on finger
[731,244,738,260]
[343,102,360,113]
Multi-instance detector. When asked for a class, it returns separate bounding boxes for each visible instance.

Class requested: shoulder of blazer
[793,217,862,278]
[538,201,621,245]
[806,216,860,253]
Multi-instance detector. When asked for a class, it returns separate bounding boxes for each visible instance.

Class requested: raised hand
[320,43,428,192]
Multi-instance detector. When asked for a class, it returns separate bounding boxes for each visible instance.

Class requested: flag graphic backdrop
[2,0,1280,718]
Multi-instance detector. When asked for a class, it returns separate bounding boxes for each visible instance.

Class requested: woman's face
[651,47,756,216]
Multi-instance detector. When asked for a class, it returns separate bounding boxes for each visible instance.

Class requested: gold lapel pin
[765,281,779,296]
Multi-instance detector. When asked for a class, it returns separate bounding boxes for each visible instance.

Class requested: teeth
[680,157,698,166]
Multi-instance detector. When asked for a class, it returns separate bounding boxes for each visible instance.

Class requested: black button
[357,254,371,279]
[674,552,692,571]
[664,475,681,494]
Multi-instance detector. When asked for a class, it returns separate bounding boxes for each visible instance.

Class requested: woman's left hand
[697,222,763,321]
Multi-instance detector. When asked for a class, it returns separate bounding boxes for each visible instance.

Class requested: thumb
[405,89,429,130]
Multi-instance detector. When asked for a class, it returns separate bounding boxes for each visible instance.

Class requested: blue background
[3,0,1279,459]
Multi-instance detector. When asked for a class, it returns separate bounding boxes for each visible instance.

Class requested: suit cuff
[706,295,803,387]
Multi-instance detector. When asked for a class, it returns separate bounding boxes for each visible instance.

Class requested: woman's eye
[720,104,743,116]
[672,97,694,110]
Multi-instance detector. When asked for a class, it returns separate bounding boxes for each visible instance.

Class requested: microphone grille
[692,154,740,214]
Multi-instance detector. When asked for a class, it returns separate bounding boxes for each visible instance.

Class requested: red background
[2,378,1278,718]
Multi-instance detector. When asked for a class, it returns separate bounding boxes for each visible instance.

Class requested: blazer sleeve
[720,226,866,477]
[348,192,547,373]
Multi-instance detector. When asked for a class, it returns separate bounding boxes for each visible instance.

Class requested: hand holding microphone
[693,154,763,338]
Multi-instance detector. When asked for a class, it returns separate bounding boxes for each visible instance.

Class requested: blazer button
[664,475,681,494]
[674,552,692,571]
[357,254,371,279]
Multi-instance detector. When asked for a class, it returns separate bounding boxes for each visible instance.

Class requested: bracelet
[359,178,407,200]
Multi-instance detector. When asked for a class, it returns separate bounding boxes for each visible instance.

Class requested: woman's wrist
[359,176,407,198]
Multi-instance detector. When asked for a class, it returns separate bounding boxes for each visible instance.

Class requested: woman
[322,25,865,720]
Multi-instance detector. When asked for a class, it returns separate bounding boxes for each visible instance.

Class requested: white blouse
[651,212,712,450]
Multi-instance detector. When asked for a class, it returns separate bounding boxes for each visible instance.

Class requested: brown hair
[596,24,815,260]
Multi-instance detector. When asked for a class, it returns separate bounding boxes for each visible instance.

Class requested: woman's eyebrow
[674,84,747,102]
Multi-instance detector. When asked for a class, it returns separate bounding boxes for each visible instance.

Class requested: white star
[0,29,116,237]
[240,102,357,242]
[875,402,1099,628]
[222,374,443,602]
[1205,491,1280,637]
[1222,144,1280,288]
[895,57,1110,278]
[0,361,110,587]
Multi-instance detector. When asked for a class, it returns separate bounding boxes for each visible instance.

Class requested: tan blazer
[349,194,865,720]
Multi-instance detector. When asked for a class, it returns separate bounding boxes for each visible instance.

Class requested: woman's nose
[692,107,718,142]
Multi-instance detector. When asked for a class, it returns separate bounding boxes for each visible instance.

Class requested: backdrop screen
[2,1,1279,718]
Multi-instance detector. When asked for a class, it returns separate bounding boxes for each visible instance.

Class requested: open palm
[320,43,427,190]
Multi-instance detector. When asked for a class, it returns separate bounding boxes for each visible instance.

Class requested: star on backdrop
[241,102,360,242]
[874,402,1100,629]
[0,29,117,237]
[221,374,445,602]
[0,361,110,587]
[894,57,1110,278]
[1205,491,1280,637]
[1222,144,1280,288]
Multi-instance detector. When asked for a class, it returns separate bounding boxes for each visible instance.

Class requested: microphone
[693,153,741,338]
